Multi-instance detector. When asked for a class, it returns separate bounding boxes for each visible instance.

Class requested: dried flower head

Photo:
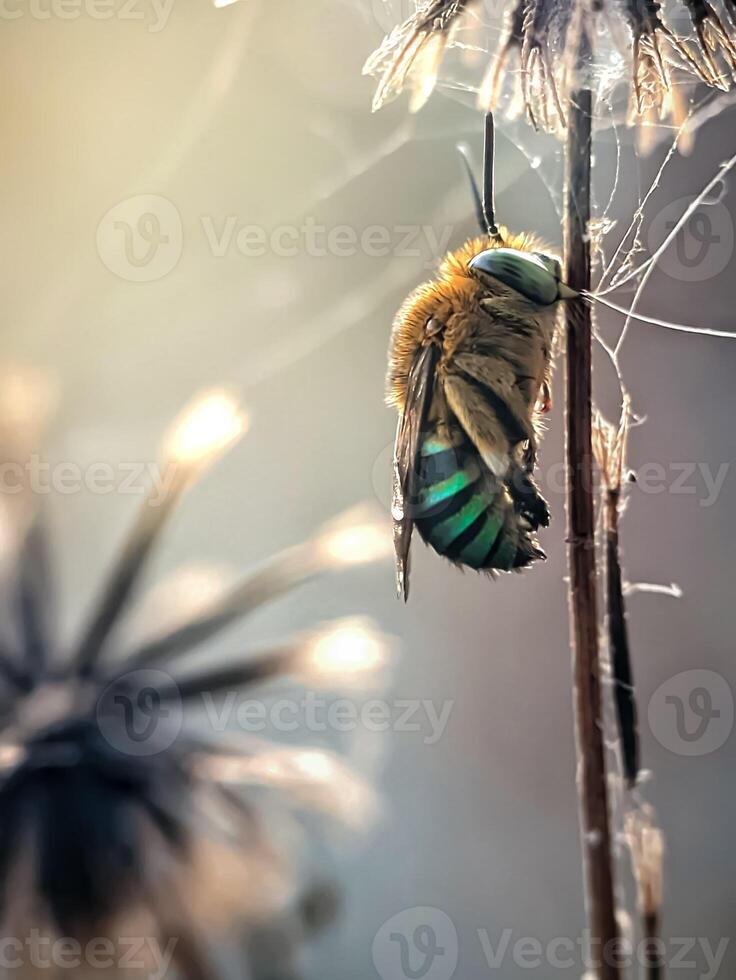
[363,0,481,112]
[364,0,736,131]
[0,381,391,978]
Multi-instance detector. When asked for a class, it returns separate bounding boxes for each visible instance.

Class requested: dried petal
[364,0,479,112]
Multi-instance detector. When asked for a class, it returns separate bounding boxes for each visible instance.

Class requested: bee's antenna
[457,115,503,241]
[482,112,502,242]
[456,143,486,235]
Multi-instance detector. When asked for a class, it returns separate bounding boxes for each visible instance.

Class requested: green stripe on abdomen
[426,494,487,551]
[414,462,481,514]
[456,514,502,567]
[414,429,519,571]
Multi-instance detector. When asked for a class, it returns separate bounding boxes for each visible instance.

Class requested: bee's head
[469,247,577,306]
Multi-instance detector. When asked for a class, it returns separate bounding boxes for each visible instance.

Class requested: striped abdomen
[411,427,540,572]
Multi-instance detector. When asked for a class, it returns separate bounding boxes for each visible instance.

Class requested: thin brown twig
[563,31,622,980]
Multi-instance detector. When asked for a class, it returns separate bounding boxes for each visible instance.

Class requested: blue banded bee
[388,114,576,599]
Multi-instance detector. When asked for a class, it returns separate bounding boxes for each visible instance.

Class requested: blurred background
[1,0,735,976]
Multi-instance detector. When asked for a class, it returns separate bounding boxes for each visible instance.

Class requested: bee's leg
[448,353,538,465]
[539,380,552,414]
[443,373,512,477]
[508,464,550,528]
[521,438,537,472]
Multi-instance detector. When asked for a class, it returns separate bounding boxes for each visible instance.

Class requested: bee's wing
[392,342,438,601]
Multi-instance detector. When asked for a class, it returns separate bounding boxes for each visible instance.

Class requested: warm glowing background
[2,1,735,976]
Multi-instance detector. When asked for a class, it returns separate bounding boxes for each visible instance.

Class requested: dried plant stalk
[626,807,665,980]
[563,33,622,979]
[593,398,640,787]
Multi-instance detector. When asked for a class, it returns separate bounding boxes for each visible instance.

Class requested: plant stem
[605,483,640,788]
[563,48,622,980]
[643,911,664,979]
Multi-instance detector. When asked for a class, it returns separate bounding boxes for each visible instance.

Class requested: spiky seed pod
[0,386,391,980]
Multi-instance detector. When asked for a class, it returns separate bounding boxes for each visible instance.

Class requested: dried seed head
[0,387,392,968]
[363,0,479,112]
[365,0,736,130]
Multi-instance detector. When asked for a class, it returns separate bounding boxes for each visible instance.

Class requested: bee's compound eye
[469,248,560,306]
[533,252,562,281]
